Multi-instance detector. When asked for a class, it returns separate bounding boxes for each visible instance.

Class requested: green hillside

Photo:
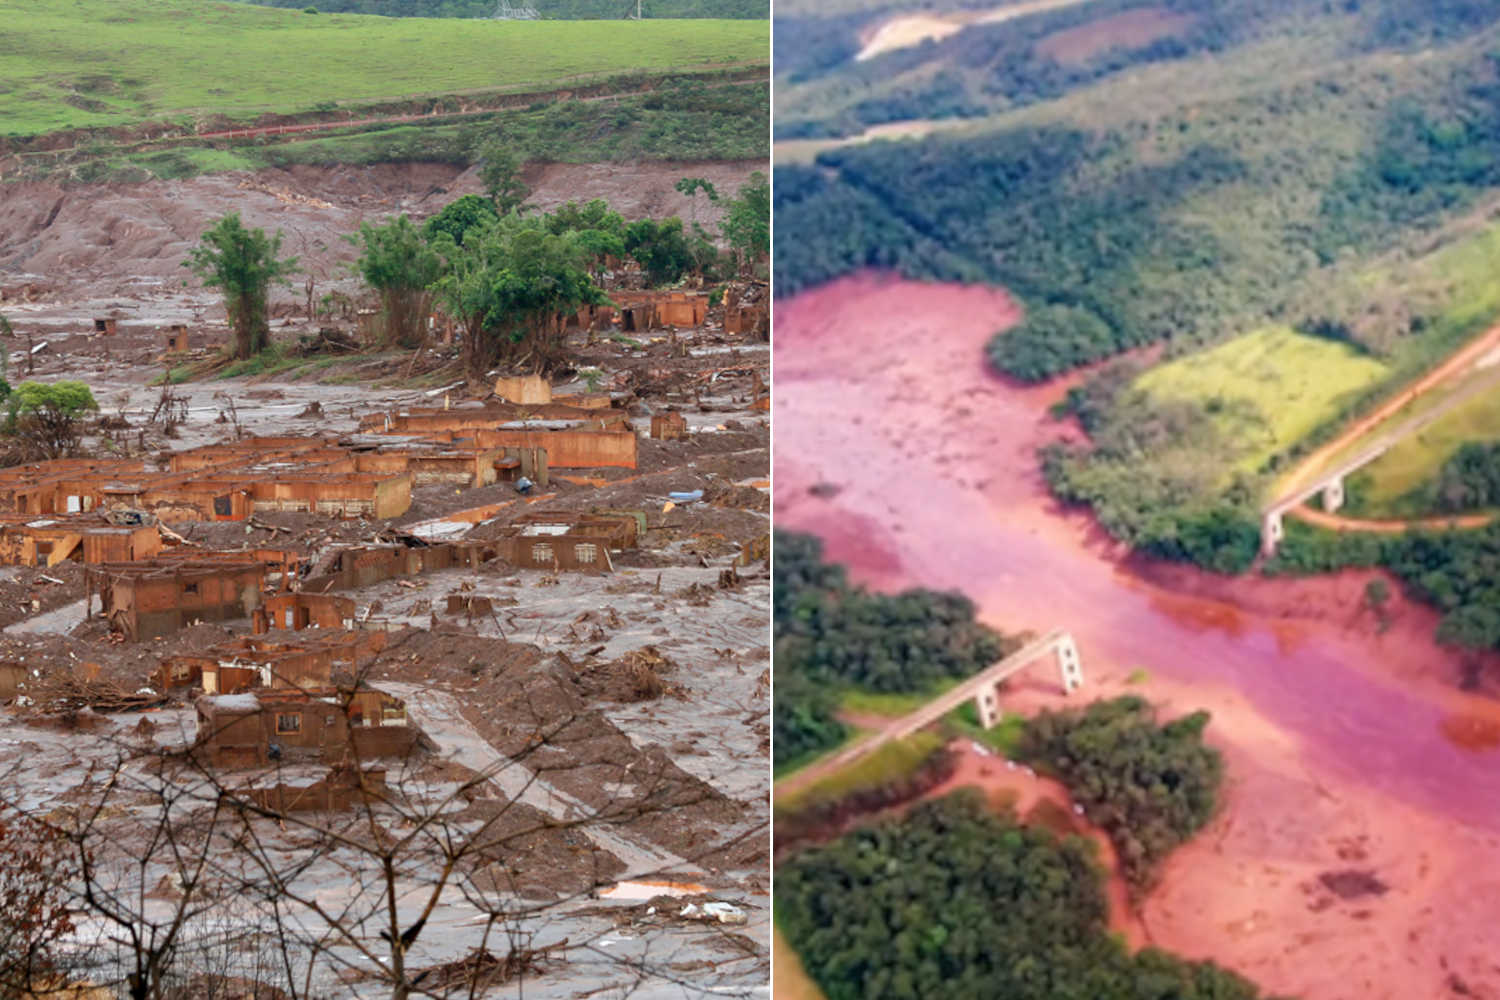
[775,0,1500,654]
[0,0,767,136]
[233,0,767,16]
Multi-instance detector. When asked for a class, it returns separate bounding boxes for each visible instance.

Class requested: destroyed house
[495,533,613,571]
[194,684,416,769]
[86,557,266,640]
[241,764,391,814]
[0,514,160,567]
[0,433,562,528]
[507,511,639,550]
[486,512,639,573]
[157,629,386,695]
[493,374,552,404]
[257,592,356,633]
[651,411,688,440]
[301,540,497,593]
[583,290,709,331]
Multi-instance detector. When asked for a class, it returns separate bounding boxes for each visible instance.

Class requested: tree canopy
[348,215,442,348]
[719,171,769,277]
[429,214,606,376]
[1017,696,1223,892]
[421,194,498,247]
[477,141,530,216]
[778,792,1282,1000]
[183,213,299,360]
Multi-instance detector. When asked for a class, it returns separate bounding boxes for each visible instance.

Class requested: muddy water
[774,272,1500,829]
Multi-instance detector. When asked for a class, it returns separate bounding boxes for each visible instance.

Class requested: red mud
[774,272,1500,1000]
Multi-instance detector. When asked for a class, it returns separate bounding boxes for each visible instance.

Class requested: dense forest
[1018,696,1223,891]
[776,0,1315,138]
[235,0,766,16]
[778,793,1283,1000]
[777,0,1500,134]
[1267,520,1500,665]
[773,530,1011,769]
[1042,360,1265,574]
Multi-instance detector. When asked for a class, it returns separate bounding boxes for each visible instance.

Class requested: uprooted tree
[430,214,607,379]
[184,213,300,360]
[349,215,443,349]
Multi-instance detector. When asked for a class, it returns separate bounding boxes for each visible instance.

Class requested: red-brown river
[774,273,1500,1000]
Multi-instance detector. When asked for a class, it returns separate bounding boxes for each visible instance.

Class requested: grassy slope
[48,78,769,183]
[774,732,944,814]
[1293,219,1500,514]
[1349,383,1500,515]
[0,0,767,135]
[1136,326,1390,476]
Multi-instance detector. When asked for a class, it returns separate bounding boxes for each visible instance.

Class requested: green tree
[421,194,498,247]
[719,172,768,277]
[1017,696,1222,893]
[348,215,442,348]
[183,214,299,360]
[624,218,694,287]
[674,176,719,224]
[546,200,627,284]
[9,381,98,460]
[430,215,606,378]
[477,141,530,216]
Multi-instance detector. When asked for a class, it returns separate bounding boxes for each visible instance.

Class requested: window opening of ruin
[576,543,597,564]
[531,543,553,563]
[183,582,199,596]
[214,494,233,517]
[276,713,301,734]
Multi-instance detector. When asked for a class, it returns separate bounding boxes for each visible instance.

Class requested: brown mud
[774,272,1500,1000]
[0,159,764,306]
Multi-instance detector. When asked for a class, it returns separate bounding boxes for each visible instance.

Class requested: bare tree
[0,651,767,1000]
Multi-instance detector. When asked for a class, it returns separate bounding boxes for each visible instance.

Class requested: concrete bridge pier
[976,686,1002,730]
[972,634,1085,730]
[1322,475,1345,513]
[1260,508,1284,557]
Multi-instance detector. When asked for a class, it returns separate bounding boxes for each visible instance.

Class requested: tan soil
[855,0,1101,62]
[0,159,764,305]
[1035,7,1193,64]
[774,272,1500,1000]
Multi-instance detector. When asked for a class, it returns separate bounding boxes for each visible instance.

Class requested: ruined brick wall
[651,412,688,441]
[263,593,354,631]
[494,375,552,404]
[498,534,615,572]
[473,429,637,469]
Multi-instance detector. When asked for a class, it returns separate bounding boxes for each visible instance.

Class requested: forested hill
[774,0,1500,370]
[235,0,767,17]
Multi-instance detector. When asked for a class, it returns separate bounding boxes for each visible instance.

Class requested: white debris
[680,901,746,925]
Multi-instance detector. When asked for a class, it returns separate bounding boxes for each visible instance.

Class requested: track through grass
[1136,325,1389,475]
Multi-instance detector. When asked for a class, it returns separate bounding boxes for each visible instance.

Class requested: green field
[1136,325,1390,475]
[774,731,945,814]
[31,77,768,183]
[0,0,767,136]
[1344,371,1500,516]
